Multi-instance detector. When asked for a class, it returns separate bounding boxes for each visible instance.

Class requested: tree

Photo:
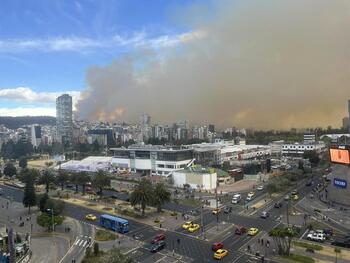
[22,170,36,214]
[39,170,55,193]
[56,170,69,190]
[70,173,80,193]
[266,182,278,196]
[152,183,171,212]
[269,226,298,256]
[3,162,16,178]
[92,170,111,195]
[303,150,320,167]
[19,157,28,169]
[37,193,49,212]
[77,172,90,195]
[130,178,153,216]
[36,213,64,231]
[44,198,65,216]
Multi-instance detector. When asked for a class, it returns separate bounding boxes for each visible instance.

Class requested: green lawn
[293,241,323,251]
[95,229,116,241]
[281,254,315,263]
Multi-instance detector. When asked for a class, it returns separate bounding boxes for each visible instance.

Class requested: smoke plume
[76,0,350,129]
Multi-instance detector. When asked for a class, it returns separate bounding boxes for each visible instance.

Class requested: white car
[232,194,241,204]
[257,185,264,191]
[307,232,325,242]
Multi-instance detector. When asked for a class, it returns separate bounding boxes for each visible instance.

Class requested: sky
[0,0,195,115]
[1,0,350,130]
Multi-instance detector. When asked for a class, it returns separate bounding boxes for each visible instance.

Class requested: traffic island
[202,221,235,242]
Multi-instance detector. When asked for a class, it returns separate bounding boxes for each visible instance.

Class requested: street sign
[334,178,347,189]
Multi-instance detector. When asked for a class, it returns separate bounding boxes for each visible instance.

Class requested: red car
[235,226,247,235]
[212,242,224,251]
[151,234,166,244]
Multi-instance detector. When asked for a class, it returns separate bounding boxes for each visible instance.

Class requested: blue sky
[0,0,200,116]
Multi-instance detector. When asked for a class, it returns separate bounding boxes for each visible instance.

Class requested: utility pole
[216,180,219,231]
[286,200,290,227]
[201,205,205,239]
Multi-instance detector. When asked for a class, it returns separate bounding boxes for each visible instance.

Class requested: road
[0,175,319,263]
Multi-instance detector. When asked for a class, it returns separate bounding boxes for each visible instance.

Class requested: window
[157,164,165,168]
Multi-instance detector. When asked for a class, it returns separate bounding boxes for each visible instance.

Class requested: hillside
[0,116,56,129]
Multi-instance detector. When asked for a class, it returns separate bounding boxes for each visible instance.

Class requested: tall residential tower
[56,94,73,144]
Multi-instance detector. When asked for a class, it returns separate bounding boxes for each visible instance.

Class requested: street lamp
[46,208,54,232]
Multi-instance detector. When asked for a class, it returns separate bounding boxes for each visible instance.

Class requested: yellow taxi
[292,194,299,201]
[214,249,228,260]
[85,214,97,221]
[247,227,259,236]
[188,224,200,233]
[182,221,194,230]
[212,208,221,215]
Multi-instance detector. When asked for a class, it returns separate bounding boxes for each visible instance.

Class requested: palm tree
[153,183,171,212]
[77,171,89,195]
[92,170,111,195]
[269,226,297,256]
[70,173,80,193]
[130,178,153,216]
[56,170,69,190]
[39,169,55,193]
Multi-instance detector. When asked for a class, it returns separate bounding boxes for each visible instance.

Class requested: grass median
[281,253,315,263]
[293,241,323,251]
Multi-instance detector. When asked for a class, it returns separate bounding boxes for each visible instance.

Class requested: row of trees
[130,178,171,216]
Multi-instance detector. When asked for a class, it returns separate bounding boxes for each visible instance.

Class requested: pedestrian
[272,248,276,255]
[266,240,270,248]
[261,255,265,263]
[247,245,251,253]
[257,238,260,244]
[261,238,264,245]
[118,240,121,245]
[177,238,180,245]
[20,216,22,221]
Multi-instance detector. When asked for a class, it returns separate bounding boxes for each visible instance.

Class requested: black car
[150,241,166,252]
[331,238,350,248]
[274,202,282,208]
[223,206,232,214]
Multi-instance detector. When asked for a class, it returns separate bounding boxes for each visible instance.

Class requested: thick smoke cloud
[76,0,350,129]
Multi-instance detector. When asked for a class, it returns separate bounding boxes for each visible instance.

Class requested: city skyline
[1,0,350,130]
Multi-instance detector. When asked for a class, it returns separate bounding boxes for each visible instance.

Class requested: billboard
[334,178,347,189]
[330,148,350,165]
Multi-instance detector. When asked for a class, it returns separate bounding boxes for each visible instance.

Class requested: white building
[59,156,113,172]
[110,145,194,176]
[281,142,326,156]
[172,167,217,190]
[30,124,42,147]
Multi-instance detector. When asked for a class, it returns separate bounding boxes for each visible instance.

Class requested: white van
[232,194,241,204]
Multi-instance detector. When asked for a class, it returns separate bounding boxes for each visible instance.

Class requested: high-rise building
[348,99,350,134]
[342,117,349,131]
[31,124,42,147]
[140,114,151,126]
[208,124,215,133]
[56,94,73,144]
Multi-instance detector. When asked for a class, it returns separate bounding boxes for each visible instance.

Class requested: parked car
[291,190,298,196]
[260,211,270,219]
[274,202,282,208]
[151,234,166,244]
[246,195,254,202]
[284,195,290,201]
[150,241,166,253]
[212,242,224,251]
[212,208,221,215]
[235,226,247,235]
[223,206,232,214]
[323,229,333,238]
[257,185,264,191]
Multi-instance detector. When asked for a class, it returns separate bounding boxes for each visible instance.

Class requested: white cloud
[0,107,56,117]
[0,30,207,53]
[0,87,81,111]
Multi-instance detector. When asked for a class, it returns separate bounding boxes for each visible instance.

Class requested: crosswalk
[73,235,93,248]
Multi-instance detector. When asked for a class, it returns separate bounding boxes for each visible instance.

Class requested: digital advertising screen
[330,148,350,165]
